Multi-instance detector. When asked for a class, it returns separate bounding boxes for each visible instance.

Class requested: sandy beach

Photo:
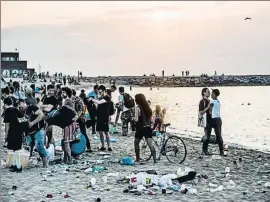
[1,123,270,202]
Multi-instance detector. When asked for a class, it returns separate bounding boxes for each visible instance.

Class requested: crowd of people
[1,80,224,173]
[1,81,169,172]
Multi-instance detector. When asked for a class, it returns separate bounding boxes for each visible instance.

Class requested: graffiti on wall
[1,69,35,79]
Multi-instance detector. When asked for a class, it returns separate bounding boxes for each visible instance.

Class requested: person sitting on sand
[88,85,112,151]
[134,94,156,164]
[152,105,163,131]
[203,89,224,156]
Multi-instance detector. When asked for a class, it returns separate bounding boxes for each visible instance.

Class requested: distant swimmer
[245,17,251,20]
[150,87,152,91]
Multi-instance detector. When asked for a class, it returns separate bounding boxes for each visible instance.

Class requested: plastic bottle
[209,185,223,193]
[188,188,198,195]
[225,167,230,173]
[102,176,108,184]
[223,144,229,156]
[84,167,93,173]
[91,178,97,188]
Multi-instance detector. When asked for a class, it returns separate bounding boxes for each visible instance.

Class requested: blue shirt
[87,91,98,100]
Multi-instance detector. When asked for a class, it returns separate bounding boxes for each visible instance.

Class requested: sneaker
[108,148,112,152]
[202,151,212,155]
[99,147,106,151]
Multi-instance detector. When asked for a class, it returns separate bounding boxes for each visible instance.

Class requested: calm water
[110,86,270,152]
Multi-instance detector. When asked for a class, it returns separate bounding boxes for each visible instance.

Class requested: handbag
[198,100,207,128]
[198,113,206,127]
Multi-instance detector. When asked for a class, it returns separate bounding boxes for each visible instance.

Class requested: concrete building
[1,52,35,79]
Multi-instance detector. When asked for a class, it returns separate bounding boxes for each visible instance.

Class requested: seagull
[245,17,251,20]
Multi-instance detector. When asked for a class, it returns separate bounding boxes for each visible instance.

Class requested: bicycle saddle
[163,123,171,127]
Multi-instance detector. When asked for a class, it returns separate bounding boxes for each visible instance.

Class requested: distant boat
[245,17,251,20]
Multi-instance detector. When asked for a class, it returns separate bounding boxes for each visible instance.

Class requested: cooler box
[6,150,30,169]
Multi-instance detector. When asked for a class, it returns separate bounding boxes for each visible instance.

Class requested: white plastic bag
[46,144,55,162]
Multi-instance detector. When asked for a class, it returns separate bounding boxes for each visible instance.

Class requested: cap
[25,86,33,95]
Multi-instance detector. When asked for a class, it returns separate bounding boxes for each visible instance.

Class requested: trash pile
[120,167,198,196]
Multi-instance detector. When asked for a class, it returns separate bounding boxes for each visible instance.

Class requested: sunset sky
[2,1,270,76]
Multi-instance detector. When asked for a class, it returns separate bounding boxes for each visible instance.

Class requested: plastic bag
[46,144,55,162]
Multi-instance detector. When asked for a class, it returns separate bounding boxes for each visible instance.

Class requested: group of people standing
[1,81,161,171]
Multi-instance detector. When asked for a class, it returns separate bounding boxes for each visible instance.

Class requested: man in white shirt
[203,89,224,156]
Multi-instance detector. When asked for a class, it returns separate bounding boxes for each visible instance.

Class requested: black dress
[3,107,24,151]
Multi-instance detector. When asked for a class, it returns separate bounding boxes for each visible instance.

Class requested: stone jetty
[82,75,270,87]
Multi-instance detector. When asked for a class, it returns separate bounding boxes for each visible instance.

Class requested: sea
[109,86,270,153]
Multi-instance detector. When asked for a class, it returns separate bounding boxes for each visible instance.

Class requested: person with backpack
[88,85,112,151]
[119,86,136,136]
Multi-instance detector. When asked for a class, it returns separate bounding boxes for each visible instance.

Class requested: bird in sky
[245,17,252,20]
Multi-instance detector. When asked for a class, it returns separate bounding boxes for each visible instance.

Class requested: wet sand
[1,124,270,202]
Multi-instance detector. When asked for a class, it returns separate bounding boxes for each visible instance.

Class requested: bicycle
[140,123,187,164]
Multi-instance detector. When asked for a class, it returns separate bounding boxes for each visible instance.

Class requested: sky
[2,1,270,76]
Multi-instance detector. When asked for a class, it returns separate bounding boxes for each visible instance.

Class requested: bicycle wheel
[140,138,160,162]
[164,135,187,164]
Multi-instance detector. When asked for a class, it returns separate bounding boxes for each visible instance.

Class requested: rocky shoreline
[82,75,270,87]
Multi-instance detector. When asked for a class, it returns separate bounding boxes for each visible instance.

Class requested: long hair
[155,105,162,116]
[135,94,152,120]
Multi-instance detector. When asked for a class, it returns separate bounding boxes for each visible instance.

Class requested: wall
[82,75,270,87]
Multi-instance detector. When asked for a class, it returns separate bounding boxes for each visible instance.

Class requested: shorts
[96,120,109,132]
[135,126,152,140]
[63,122,77,142]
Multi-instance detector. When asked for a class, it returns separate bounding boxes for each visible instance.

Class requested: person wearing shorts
[89,85,112,151]
[134,94,156,164]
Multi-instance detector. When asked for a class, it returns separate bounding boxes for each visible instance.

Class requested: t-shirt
[26,105,45,134]
[118,94,129,112]
[2,107,25,150]
[42,95,58,111]
[106,89,112,98]
[210,99,221,119]
[199,98,211,121]
[87,91,98,99]
[25,96,37,106]
[96,95,111,121]
[9,95,18,107]
[63,98,75,109]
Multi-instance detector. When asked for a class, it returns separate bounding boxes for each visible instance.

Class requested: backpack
[123,93,135,109]
[109,101,115,116]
